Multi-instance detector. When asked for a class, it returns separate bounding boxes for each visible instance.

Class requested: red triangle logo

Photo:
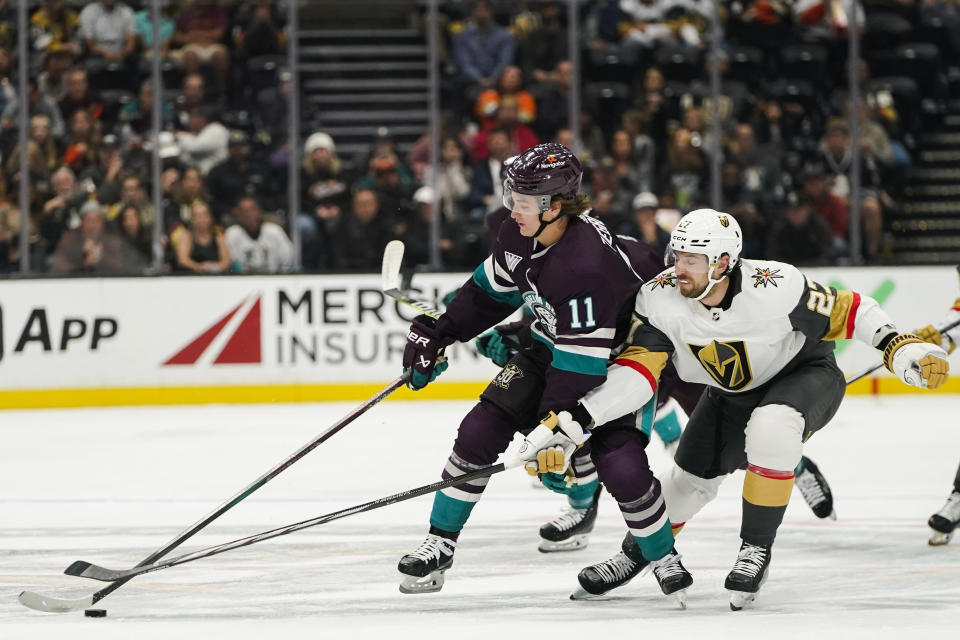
[163,296,262,366]
[214,298,261,364]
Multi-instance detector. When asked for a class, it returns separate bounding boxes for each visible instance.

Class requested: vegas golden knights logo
[493,364,524,389]
[688,340,753,391]
[718,215,730,228]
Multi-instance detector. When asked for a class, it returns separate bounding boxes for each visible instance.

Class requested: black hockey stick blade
[67,463,508,584]
[64,560,123,582]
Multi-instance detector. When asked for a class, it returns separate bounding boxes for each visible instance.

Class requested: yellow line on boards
[0,378,955,410]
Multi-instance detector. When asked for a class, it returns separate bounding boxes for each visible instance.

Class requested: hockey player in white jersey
[916,266,960,545]
[548,209,950,609]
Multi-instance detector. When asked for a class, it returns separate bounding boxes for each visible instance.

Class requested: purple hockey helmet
[502,143,583,215]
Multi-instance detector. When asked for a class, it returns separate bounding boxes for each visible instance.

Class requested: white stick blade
[381,240,405,292]
[18,590,94,613]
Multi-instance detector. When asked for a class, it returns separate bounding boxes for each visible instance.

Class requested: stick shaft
[118,463,507,579]
[79,376,408,602]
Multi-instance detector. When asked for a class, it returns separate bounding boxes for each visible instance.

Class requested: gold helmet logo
[718,215,730,228]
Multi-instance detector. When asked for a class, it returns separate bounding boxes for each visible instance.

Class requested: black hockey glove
[402,314,451,390]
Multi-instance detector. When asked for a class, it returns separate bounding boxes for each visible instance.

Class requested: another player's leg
[928,460,960,545]
[726,404,802,610]
[793,455,836,519]
[538,451,601,552]
[573,421,692,606]
[728,359,844,611]
[400,347,547,593]
[576,390,725,599]
[398,401,517,593]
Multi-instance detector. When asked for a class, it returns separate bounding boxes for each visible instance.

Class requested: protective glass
[665,246,710,274]
[503,191,545,218]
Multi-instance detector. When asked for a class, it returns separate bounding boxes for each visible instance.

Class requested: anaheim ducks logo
[752,267,783,289]
[648,272,677,289]
[718,215,730,228]
[688,340,753,391]
[547,155,557,163]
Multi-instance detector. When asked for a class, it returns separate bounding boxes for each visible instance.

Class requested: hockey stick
[382,240,444,319]
[19,375,407,613]
[60,462,509,584]
[18,250,419,614]
[845,316,960,385]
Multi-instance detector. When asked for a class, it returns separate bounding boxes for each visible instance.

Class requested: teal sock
[633,520,674,562]
[567,479,599,509]
[794,458,806,475]
[429,492,477,533]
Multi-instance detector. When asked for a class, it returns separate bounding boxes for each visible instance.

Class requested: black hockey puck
[84,609,107,618]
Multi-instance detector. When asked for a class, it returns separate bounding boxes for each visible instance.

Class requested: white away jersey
[627,258,885,393]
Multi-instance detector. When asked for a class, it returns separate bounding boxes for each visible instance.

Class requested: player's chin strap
[692,260,736,301]
[532,207,566,238]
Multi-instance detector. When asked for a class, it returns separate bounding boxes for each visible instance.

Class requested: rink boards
[0,266,957,408]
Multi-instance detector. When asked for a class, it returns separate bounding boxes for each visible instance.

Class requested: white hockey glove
[506,407,591,476]
[884,333,950,390]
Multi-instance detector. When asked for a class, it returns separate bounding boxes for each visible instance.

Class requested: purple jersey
[437,212,643,412]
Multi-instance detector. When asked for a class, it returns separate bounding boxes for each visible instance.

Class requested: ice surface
[2,396,959,639]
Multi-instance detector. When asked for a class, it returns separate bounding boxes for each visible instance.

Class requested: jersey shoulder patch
[646,266,678,291]
[739,259,807,313]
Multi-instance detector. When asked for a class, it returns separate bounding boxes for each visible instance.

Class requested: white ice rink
[2,395,959,639]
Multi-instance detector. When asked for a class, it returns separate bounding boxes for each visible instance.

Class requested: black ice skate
[570,532,647,600]
[725,541,772,611]
[539,484,602,553]
[794,456,836,520]
[650,547,693,609]
[398,533,456,594]
[928,490,960,546]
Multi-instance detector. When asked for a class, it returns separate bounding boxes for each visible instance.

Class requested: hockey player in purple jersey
[397,143,692,604]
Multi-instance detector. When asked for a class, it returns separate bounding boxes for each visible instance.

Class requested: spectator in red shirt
[172,0,229,94]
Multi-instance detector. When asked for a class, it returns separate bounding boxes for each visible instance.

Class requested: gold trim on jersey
[824,289,857,341]
[687,340,753,391]
[616,345,669,379]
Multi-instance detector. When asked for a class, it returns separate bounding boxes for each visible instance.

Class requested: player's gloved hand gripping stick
[845,317,959,385]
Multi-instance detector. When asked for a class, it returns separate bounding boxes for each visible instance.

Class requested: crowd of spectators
[0,0,954,275]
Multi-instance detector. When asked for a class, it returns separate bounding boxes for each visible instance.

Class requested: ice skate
[928,491,960,546]
[650,547,693,609]
[725,541,771,611]
[398,533,456,594]
[570,532,647,600]
[794,456,836,520]
[538,484,602,553]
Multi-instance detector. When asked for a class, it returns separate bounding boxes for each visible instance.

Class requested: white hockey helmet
[668,208,743,270]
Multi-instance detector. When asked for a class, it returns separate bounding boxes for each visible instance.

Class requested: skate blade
[539,534,590,553]
[569,586,607,601]
[928,530,954,546]
[728,590,757,611]
[399,570,446,594]
[673,589,688,610]
[828,509,837,521]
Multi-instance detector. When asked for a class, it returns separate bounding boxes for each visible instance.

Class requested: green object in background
[829,278,895,355]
